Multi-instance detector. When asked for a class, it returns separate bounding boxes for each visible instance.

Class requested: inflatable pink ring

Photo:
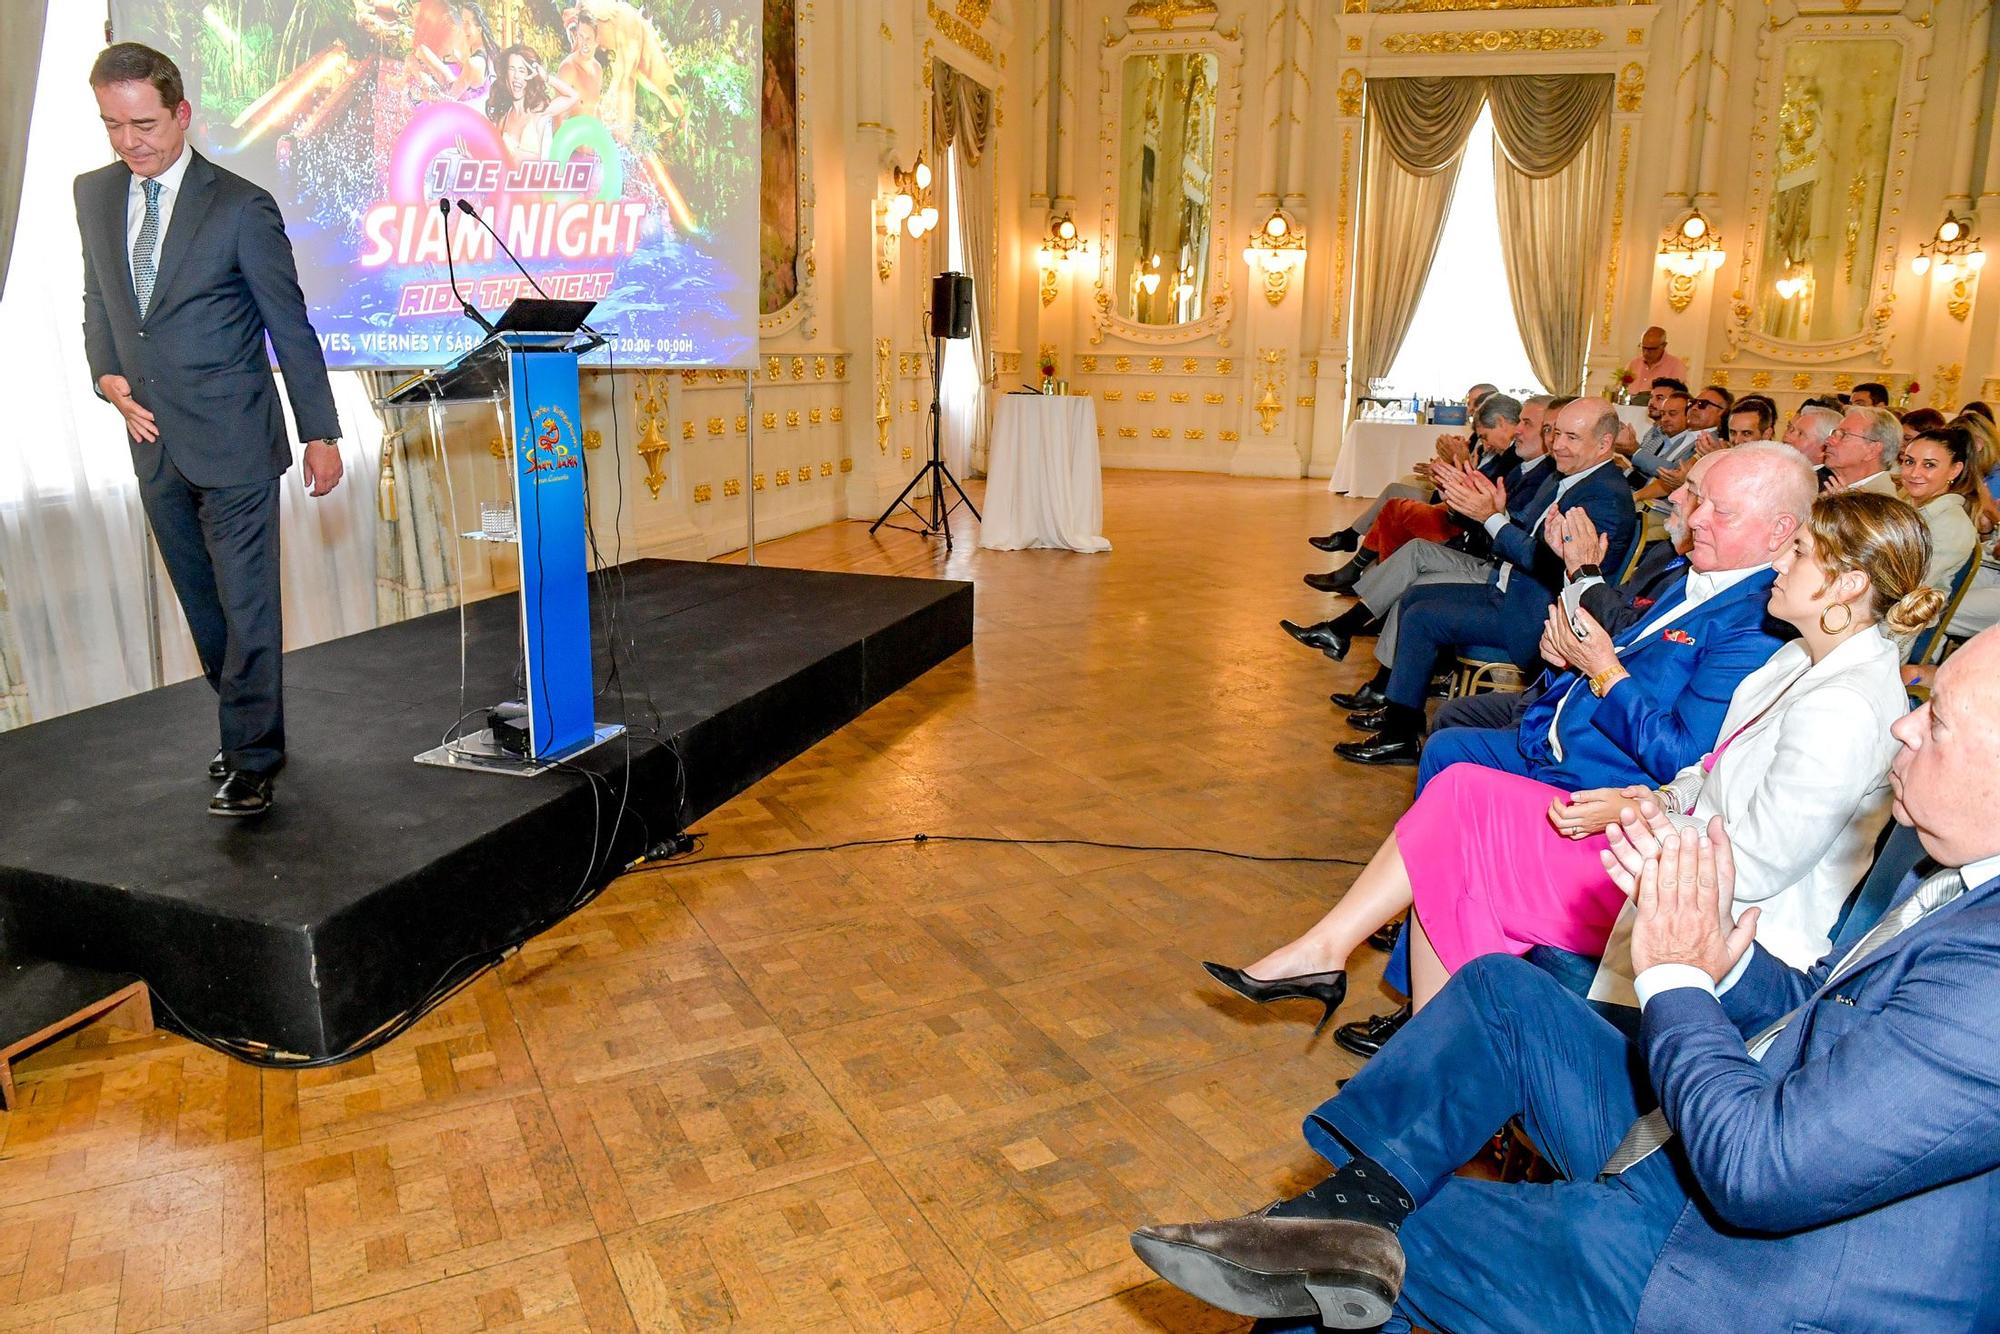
[390,101,509,210]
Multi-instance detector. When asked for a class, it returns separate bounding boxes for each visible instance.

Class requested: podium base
[414,722,627,778]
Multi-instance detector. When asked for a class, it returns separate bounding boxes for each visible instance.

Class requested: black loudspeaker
[929,272,973,339]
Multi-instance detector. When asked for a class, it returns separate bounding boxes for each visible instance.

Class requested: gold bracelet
[1587,665,1628,698]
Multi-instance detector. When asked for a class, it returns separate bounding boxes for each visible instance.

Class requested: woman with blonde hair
[1206,491,1943,1026]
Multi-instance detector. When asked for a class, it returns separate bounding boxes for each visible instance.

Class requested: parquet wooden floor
[1,470,1413,1330]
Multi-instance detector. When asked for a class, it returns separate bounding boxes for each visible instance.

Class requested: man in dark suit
[1337,398,1639,766]
[78,44,342,816]
[1131,627,2000,1332]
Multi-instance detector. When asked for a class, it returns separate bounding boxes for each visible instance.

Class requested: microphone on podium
[438,198,496,335]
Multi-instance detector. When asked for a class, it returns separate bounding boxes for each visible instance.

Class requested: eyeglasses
[1694,399,1726,411]
[1829,427,1871,442]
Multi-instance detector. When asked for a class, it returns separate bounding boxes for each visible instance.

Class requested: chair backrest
[1905,548,1982,666]
[1617,526,1650,583]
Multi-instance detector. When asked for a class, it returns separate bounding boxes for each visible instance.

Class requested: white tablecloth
[1330,421,1442,496]
[980,395,1111,552]
[1330,403,1660,495]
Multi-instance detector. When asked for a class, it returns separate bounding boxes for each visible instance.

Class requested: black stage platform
[0,559,971,1060]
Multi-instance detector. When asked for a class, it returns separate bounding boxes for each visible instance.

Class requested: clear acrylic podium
[377,330,622,776]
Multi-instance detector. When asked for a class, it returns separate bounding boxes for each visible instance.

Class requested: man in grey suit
[77,43,342,817]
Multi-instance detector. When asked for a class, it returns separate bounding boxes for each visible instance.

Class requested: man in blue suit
[1131,627,2000,1332]
[77,44,342,817]
[1414,443,1813,791]
[1338,399,1639,766]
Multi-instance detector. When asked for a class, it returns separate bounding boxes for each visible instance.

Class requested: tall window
[939,145,982,476]
[1384,104,1543,401]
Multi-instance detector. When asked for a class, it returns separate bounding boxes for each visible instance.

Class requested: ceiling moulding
[1348,0,1620,10]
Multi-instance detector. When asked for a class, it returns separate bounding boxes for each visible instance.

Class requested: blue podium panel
[509,348,595,759]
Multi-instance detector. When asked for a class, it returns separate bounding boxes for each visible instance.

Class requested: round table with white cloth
[1327,403,1657,496]
[978,394,1112,552]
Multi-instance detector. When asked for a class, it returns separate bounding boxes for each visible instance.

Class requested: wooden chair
[1905,549,1981,669]
[1446,530,1650,700]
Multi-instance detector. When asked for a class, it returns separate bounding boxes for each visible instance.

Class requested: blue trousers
[1262,956,1689,1333]
[1384,583,1509,711]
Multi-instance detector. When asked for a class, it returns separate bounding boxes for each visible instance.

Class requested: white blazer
[1919,493,1978,595]
[1589,626,1907,1005]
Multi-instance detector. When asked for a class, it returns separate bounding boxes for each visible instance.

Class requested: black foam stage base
[0,559,971,1060]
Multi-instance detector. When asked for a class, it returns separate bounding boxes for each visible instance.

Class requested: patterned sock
[1265,1154,1415,1232]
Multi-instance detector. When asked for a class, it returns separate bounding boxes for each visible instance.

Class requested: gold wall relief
[723,478,742,498]
[1382,28,1605,54]
[1615,62,1644,113]
[1364,0,1616,10]
[1336,68,1363,117]
[693,484,712,504]
[1598,122,1632,343]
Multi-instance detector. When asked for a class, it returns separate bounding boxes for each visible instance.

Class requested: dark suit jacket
[1513,568,1784,789]
[1580,538,1688,634]
[1483,460,1641,668]
[1635,859,2000,1331]
[75,150,338,488]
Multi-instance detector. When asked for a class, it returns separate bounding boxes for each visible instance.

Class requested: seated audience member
[1954,409,2000,536]
[1333,399,1639,766]
[1900,425,1980,594]
[1930,533,2000,644]
[1726,395,1776,444]
[1900,406,1946,443]
[1781,404,1842,488]
[1206,491,1934,1028]
[1132,626,2000,1333]
[1306,395,1526,594]
[1389,443,1814,780]
[1631,386,1732,500]
[1824,405,1902,495]
[1851,379,1891,407]
[1615,377,1688,461]
[1625,389,1699,484]
[1310,384,1498,553]
[1283,400,1552,661]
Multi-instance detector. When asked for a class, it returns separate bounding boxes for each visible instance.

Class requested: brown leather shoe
[1130,1211,1403,1327]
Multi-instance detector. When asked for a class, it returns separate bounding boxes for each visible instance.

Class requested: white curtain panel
[0,3,378,729]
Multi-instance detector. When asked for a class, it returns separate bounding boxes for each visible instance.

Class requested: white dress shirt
[126,141,194,274]
[1544,562,1770,759]
[1635,849,2000,1009]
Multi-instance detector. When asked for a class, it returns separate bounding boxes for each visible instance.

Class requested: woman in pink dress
[1205,492,1942,1030]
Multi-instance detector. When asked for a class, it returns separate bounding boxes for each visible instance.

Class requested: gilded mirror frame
[760,0,816,339]
[1721,14,1933,365]
[1093,18,1242,346]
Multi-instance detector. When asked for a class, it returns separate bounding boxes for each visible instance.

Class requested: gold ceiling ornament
[1124,0,1220,29]
[1382,27,1606,53]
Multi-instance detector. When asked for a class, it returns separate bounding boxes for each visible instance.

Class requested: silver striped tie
[1598,865,1966,1177]
[133,177,163,318]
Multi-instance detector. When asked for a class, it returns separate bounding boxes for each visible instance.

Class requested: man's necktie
[133,177,163,318]
[1597,864,1967,1177]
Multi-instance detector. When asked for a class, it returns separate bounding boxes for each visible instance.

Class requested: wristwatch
[1570,564,1603,580]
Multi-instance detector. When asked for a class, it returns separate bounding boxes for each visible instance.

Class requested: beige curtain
[1365,77,1486,175]
[935,62,996,475]
[0,572,27,731]
[365,372,458,624]
[0,0,45,301]
[1489,75,1613,395]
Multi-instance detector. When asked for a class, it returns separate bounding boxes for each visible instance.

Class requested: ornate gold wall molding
[1362,0,1616,9]
[1615,61,1644,112]
[1599,122,1631,343]
[1382,27,1606,53]
[928,1,995,64]
[1336,68,1363,116]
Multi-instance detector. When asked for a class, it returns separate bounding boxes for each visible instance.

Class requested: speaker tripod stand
[870,331,981,549]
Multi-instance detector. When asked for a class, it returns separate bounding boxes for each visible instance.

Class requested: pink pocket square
[1663,628,1696,645]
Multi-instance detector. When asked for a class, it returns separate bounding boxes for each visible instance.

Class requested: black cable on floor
[623,831,1374,872]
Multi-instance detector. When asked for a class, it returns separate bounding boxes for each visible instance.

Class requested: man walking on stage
[76,43,343,817]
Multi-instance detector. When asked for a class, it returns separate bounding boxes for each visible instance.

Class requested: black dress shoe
[208,751,229,781]
[1309,530,1361,554]
[1346,707,1389,732]
[1203,961,1348,1036]
[209,770,274,818]
[1367,920,1402,953]
[1335,733,1422,766]
[1330,682,1387,711]
[1334,1003,1412,1058]
[1130,1213,1404,1327]
[1281,619,1350,660]
[1303,569,1360,594]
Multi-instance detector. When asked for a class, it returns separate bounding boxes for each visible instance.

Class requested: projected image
[110,0,760,368]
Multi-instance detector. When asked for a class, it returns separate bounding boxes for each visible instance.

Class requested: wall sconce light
[1242,208,1306,306]
[1913,210,1986,321]
[1035,212,1090,307]
[1773,262,1812,303]
[885,154,938,239]
[1657,208,1724,313]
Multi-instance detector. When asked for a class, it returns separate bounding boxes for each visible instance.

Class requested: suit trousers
[1344,480,1430,535]
[1262,956,1688,1334]
[1354,541,1494,668]
[1418,724,1531,789]
[139,456,285,774]
[1384,583,1508,712]
[1431,691,1530,737]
